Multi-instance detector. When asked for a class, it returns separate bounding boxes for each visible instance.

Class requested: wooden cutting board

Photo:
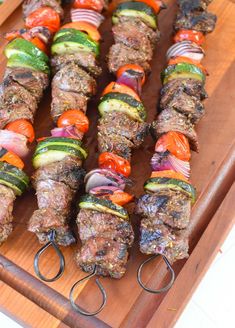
[0,1,235,327]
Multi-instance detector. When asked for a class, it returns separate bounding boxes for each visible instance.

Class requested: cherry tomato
[168,56,208,75]
[25,7,60,33]
[0,148,24,169]
[73,0,104,12]
[155,131,191,161]
[117,64,146,85]
[109,191,134,206]
[151,170,188,182]
[5,119,35,143]
[99,152,131,177]
[102,82,141,101]
[61,22,101,42]
[57,109,89,133]
[173,29,205,46]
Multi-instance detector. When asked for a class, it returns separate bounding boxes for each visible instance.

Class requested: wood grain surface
[0,0,235,327]
[0,0,23,26]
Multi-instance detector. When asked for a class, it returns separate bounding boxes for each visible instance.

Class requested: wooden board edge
[0,0,23,26]
[146,182,235,328]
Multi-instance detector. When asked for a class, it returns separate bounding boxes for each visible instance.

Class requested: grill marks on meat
[52,64,97,97]
[30,157,85,245]
[22,0,64,19]
[4,68,49,102]
[108,43,152,74]
[76,237,129,279]
[140,220,189,263]
[152,108,199,152]
[98,112,148,157]
[135,190,191,229]
[51,53,102,77]
[76,209,134,278]
[32,156,85,190]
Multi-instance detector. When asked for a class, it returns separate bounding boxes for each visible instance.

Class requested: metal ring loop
[137,254,175,294]
[34,230,65,282]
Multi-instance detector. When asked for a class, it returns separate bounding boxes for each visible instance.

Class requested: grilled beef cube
[0,223,13,245]
[32,156,84,190]
[35,179,74,217]
[28,208,75,246]
[117,16,160,46]
[161,91,205,124]
[98,130,133,160]
[4,68,49,102]
[52,64,97,97]
[174,11,217,33]
[140,220,189,262]
[108,43,151,74]
[112,21,153,54]
[51,87,88,123]
[151,108,199,151]
[76,236,129,279]
[135,190,191,229]
[23,0,64,19]
[51,53,102,77]
[178,0,212,13]
[0,184,15,226]
[160,79,208,104]
[77,209,134,247]
[98,112,148,149]
[0,82,37,127]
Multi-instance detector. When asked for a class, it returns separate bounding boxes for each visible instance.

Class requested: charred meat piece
[51,87,88,123]
[117,16,160,46]
[112,21,153,54]
[0,223,13,245]
[0,184,15,225]
[28,208,75,246]
[32,156,84,190]
[160,79,207,103]
[22,0,64,19]
[161,90,205,124]
[35,179,74,216]
[108,43,151,74]
[151,108,199,151]
[178,0,212,13]
[76,236,129,279]
[77,209,134,247]
[0,82,36,127]
[52,64,97,97]
[4,67,49,102]
[174,11,217,33]
[98,130,133,161]
[98,112,148,148]
[135,190,191,229]
[140,220,189,263]
[51,53,102,77]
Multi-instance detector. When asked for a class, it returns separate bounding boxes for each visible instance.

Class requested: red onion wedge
[117,71,143,96]
[89,186,123,196]
[151,152,190,179]
[85,169,129,192]
[71,9,104,28]
[0,130,28,158]
[51,126,83,140]
[166,41,205,62]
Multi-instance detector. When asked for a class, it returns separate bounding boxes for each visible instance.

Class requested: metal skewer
[69,265,107,316]
[34,230,65,282]
[137,254,175,294]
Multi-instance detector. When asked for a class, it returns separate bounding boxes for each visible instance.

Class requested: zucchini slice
[79,194,129,220]
[0,162,29,195]
[99,92,146,122]
[144,177,196,203]
[161,63,205,85]
[7,53,50,74]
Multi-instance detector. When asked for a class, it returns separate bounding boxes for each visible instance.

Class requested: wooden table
[0,1,235,327]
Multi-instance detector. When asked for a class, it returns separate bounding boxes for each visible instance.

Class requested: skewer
[136,0,217,293]
[68,0,166,315]
[29,0,105,282]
